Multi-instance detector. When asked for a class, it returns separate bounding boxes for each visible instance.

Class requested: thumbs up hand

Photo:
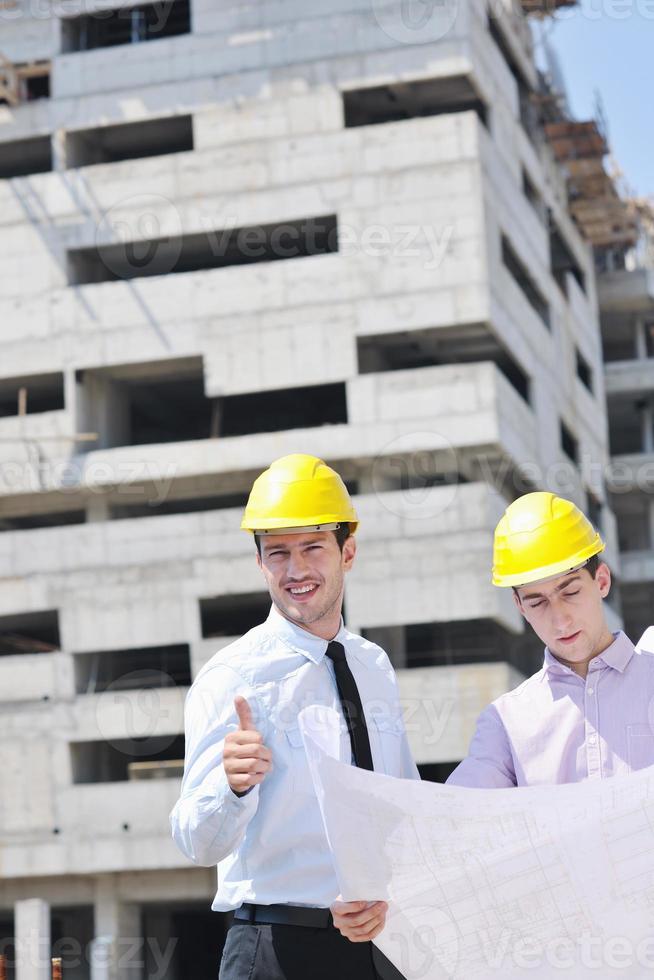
[223,696,273,796]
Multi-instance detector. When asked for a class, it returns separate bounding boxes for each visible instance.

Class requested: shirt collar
[265,603,348,664]
[541,630,635,679]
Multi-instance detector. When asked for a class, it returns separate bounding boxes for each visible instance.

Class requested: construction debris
[0,52,50,107]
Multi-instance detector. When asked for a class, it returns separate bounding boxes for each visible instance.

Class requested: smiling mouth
[286,584,319,600]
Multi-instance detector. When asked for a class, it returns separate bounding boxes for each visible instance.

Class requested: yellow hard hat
[492,491,605,588]
[241,454,358,535]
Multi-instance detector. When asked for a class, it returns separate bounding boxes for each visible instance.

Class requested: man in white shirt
[170,454,417,980]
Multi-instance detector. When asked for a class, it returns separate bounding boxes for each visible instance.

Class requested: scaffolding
[544,118,639,248]
[627,197,654,269]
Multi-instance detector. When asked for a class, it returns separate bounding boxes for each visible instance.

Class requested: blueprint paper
[298,706,654,979]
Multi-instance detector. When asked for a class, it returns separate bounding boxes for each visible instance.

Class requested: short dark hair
[584,553,602,579]
[512,553,603,595]
[255,523,352,556]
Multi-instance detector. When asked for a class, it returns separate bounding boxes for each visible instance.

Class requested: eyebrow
[263,537,324,552]
[520,574,582,601]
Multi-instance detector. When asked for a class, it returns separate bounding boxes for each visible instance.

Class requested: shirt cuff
[215,765,260,816]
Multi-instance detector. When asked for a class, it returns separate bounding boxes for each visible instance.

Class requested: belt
[234,903,333,929]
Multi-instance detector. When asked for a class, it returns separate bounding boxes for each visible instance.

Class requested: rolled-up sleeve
[446,704,517,788]
[170,665,263,867]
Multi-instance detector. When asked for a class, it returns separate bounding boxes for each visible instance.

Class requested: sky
[532,0,654,198]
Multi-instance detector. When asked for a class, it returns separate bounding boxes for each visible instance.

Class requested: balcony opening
[62,0,191,52]
[576,348,593,393]
[609,397,651,456]
[522,168,545,223]
[613,493,649,552]
[550,219,586,295]
[77,357,211,448]
[645,322,654,358]
[0,609,60,656]
[560,420,579,464]
[586,490,604,535]
[502,234,550,329]
[75,643,191,694]
[0,372,64,417]
[143,902,229,980]
[78,361,347,448]
[622,582,654,651]
[71,734,185,784]
[357,324,531,404]
[200,593,271,639]
[0,509,86,533]
[0,913,14,980]
[68,214,338,284]
[0,135,52,179]
[110,491,249,521]
[218,382,348,438]
[488,16,537,140]
[363,617,543,676]
[601,317,637,362]
[66,114,193,168]
[51,907,94,980]
[343,75,487,128]
[24,69,50,101]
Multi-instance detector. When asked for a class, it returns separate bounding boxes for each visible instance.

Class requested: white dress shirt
[170,604,419,911]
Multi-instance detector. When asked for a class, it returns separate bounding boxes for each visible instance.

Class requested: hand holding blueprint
[299,706,654,979]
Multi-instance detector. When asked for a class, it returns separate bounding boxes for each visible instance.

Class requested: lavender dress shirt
[447,631,654,788]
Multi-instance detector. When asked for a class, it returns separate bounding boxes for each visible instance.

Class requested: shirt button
[587,688,594,695]
[588,735,597,745]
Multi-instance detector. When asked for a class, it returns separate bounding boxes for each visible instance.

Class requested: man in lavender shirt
[333,490,654,942]
[447,490,654,788]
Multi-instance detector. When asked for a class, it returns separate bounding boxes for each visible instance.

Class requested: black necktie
[326,644,403,979]
[325,641,374,772]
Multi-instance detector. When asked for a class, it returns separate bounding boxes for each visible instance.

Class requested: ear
[512,589,528,620]
[342,534,357,572]
[596,562,611,599]
[255,550,262,570]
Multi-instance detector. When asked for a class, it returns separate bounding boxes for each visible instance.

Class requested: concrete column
[51,129,67,172]
[86,498,110,522]
[76,375,130,451]
[635,318,648,360]
[91,878,141,980]
[15,899,50,980]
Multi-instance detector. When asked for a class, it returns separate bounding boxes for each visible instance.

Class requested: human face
[514,563,613,675]
[257,530,356,640]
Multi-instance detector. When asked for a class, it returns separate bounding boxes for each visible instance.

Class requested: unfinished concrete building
[598,199,654,643]
[0,1,619,976]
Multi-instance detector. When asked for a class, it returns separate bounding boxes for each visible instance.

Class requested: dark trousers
[219,920,390,980]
